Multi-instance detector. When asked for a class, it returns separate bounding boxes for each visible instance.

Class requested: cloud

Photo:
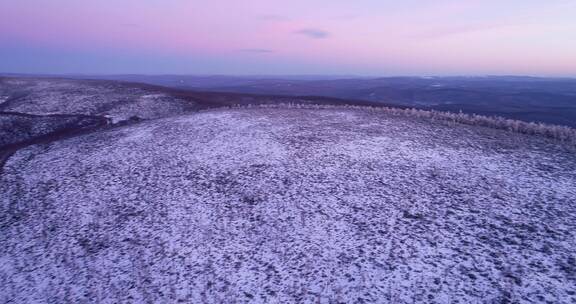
[238,48,275,53]
[295,28,330,39]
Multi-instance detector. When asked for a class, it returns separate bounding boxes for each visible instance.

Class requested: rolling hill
[1,78,575,303]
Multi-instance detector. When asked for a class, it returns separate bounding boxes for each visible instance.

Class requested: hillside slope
[0,78,198,123]
[0,77,387,121]
[0,112,106,149]
[1,107,575,303]
[0,77,389,149]
[1,78,573,151]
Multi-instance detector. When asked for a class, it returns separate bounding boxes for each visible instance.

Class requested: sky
[1,0,575,76]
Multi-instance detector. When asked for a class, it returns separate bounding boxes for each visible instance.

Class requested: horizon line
[1,72,575,80]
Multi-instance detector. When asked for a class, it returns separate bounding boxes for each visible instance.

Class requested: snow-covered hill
[0,78,197,123]
[0,77,391,149]
[1,107,574,303]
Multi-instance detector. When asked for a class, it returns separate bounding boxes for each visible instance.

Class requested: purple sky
[1,0,575,76]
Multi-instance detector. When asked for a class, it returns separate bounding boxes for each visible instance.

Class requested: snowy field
[1,107,575,303]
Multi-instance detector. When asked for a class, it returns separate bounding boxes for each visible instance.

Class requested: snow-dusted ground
[0,95,8,106]
[0,78,196,122]
[0,113,105,148]
[1,108,575,303]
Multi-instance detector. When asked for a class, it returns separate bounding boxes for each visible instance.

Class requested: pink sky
[1,0,575,75]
